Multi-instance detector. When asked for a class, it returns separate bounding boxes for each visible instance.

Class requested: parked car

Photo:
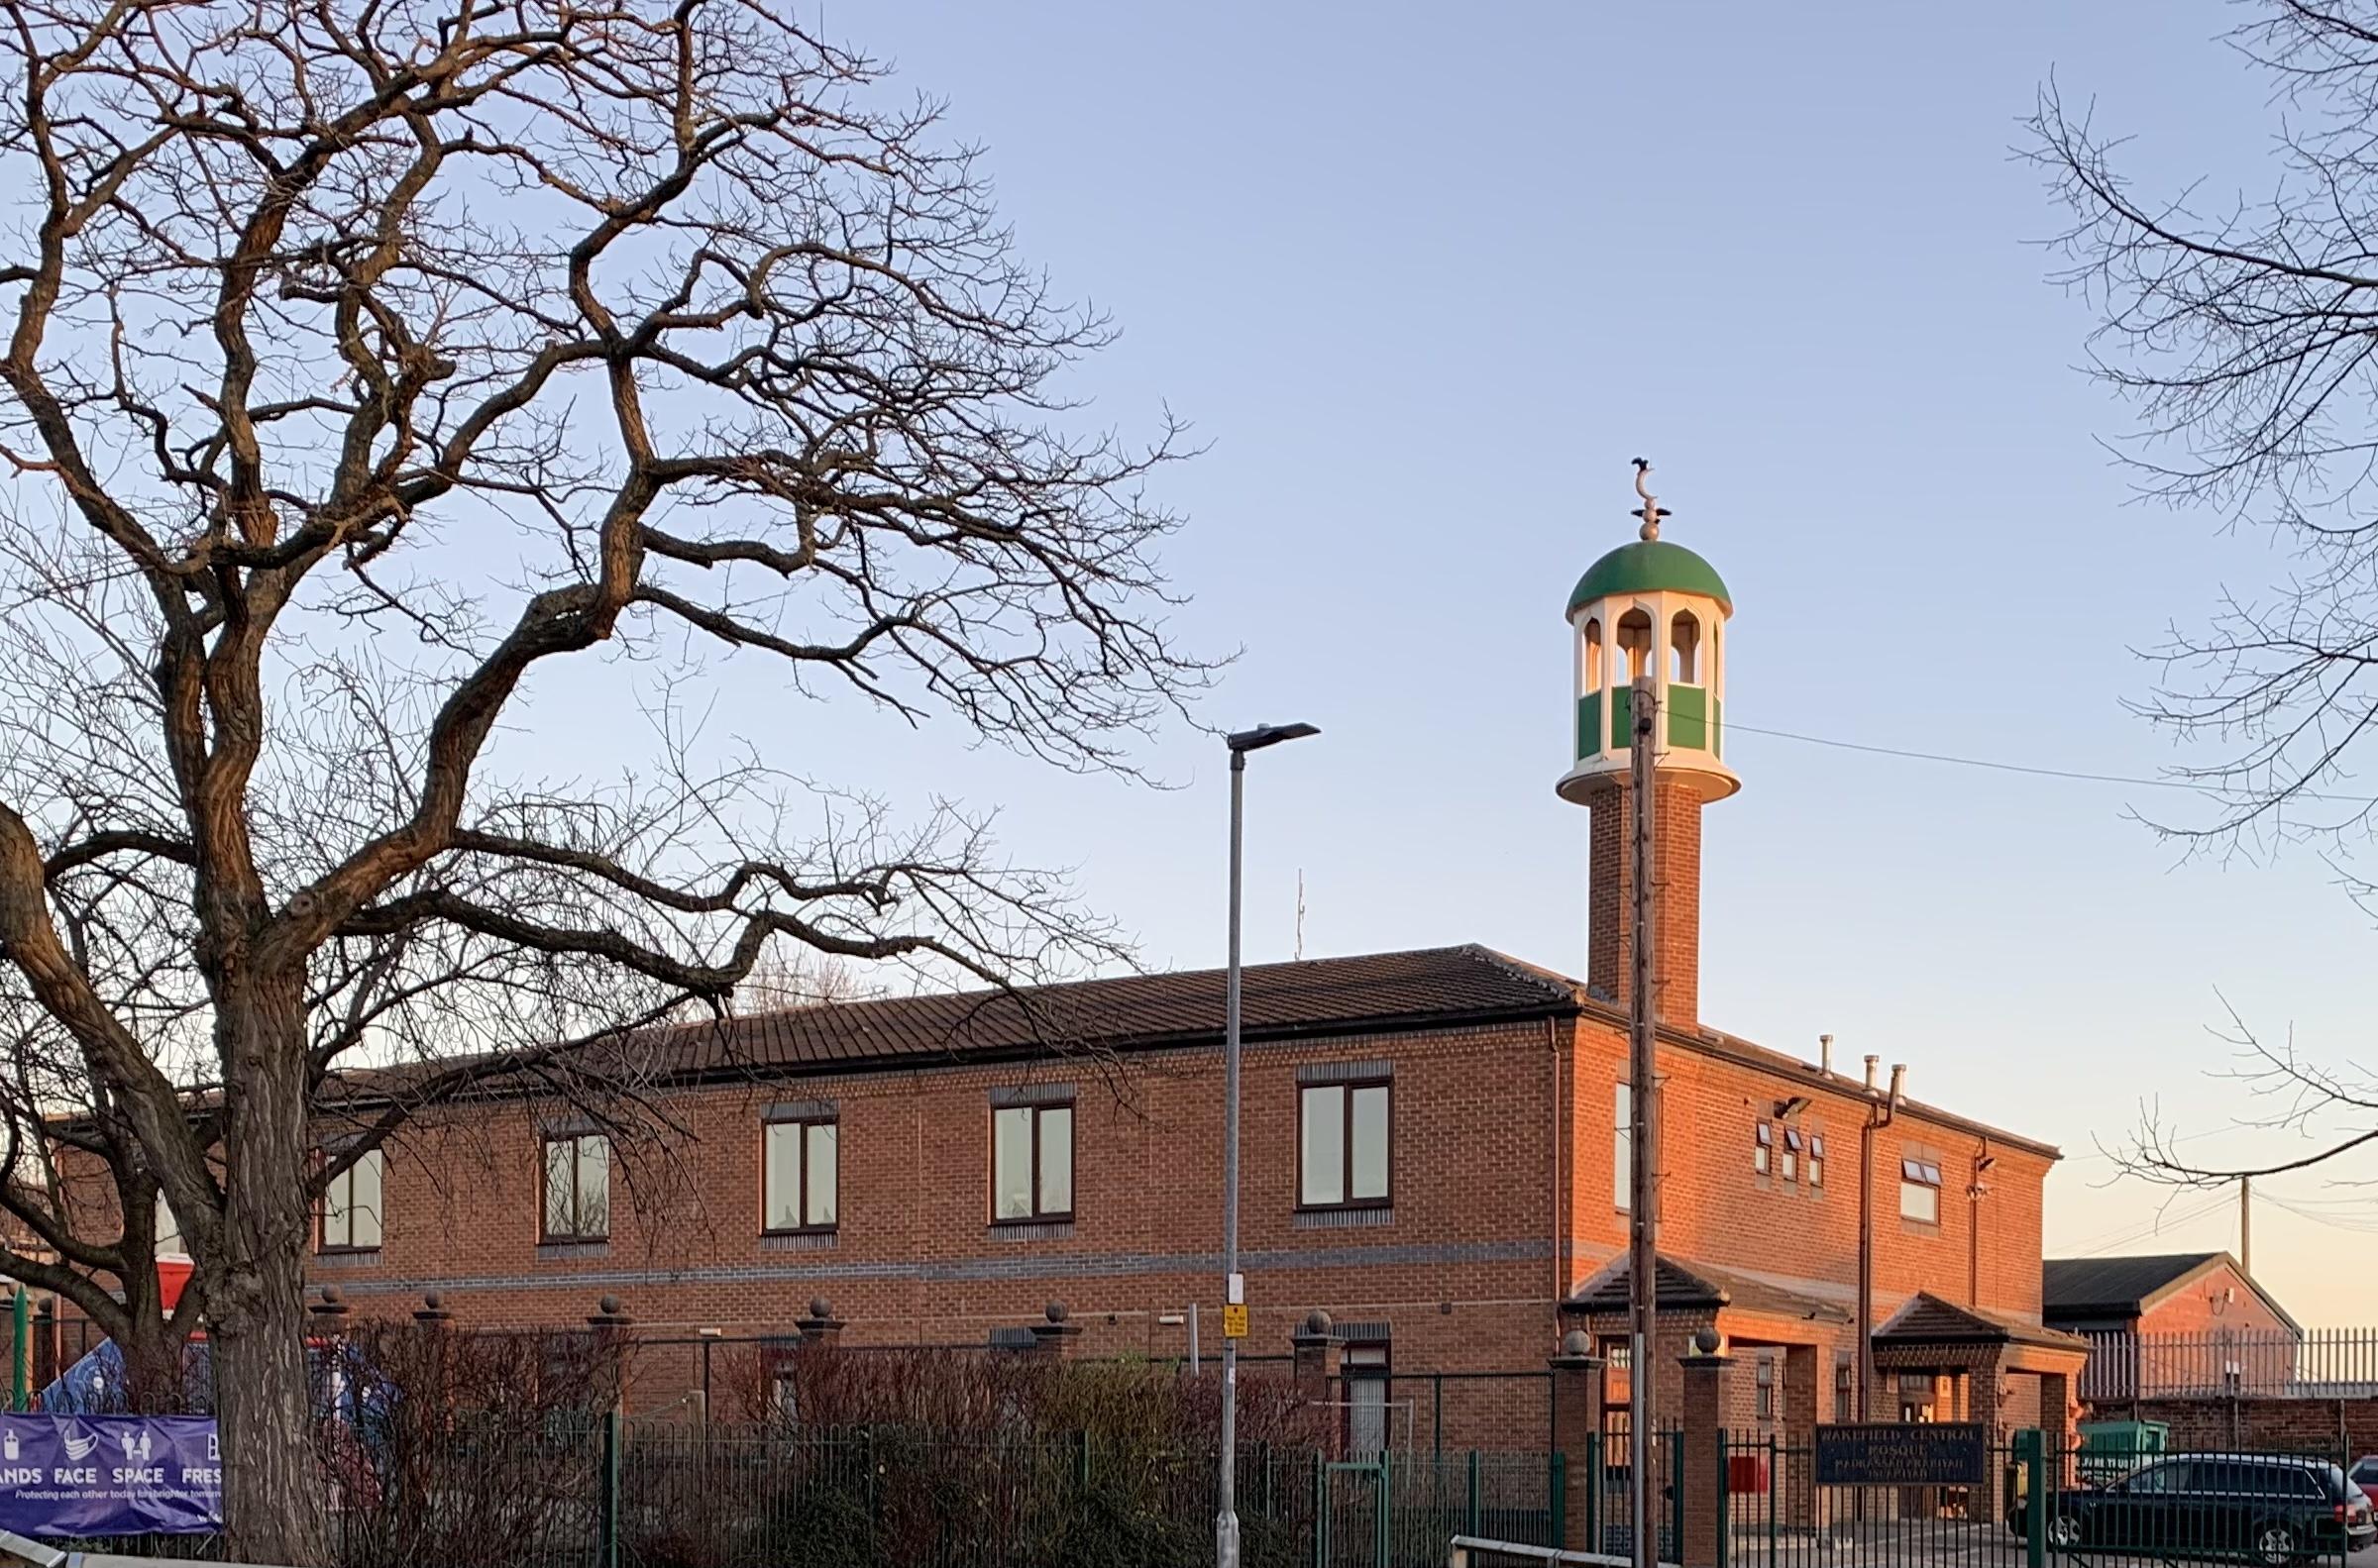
[2014,1453,2374,1564]
[2350,1455,2378,1503]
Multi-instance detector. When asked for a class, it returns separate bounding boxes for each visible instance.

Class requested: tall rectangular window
[763,1116,838,1233]
[1614,1082,1631,1211]
[1298,1081,1390,1208]
[992,1101,1073,1222]
[1834,1355,1854,1422]
[1809,1134,1827,1190]
[1781,1128,1801,1184]
[1898,1156,1943,1224]
[542,1132,610,1242]
[320,1147,383,1252]
[1753,1121,1772,1176]
[1755,1354,1775,1419]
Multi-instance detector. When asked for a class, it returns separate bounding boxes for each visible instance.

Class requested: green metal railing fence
[47,1416,1563,1568]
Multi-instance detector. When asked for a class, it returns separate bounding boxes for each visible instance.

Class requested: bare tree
[2028,1,2378,1192]
[0,0,1210,1556]
[2029,3,2378,845]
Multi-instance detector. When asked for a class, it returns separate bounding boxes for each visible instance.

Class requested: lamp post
[1217,720,1319,1568]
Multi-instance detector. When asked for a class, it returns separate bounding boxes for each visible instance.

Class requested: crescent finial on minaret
[1630,458,1670,542]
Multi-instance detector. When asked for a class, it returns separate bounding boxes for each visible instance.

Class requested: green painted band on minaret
[1567,539,1732,615]
[1578,684,1723,758]
[1669,684,1708,750]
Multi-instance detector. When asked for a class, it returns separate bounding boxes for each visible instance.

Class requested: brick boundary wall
[2109,1397,2378,1458]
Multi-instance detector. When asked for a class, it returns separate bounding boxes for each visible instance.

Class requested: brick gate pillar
[1028,1301,1082,1358]
[1966,1351,2006,1444]
[1782,1343,1819,1529]
[2036,1369,2075,1490]
[1291,1309,1345,1394]
[797,1297,845,1350]
[1551,1329,1604,1555]
[1680,1327,1732,1568]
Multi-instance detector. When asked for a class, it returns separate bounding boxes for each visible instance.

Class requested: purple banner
[0,1415,222,1535]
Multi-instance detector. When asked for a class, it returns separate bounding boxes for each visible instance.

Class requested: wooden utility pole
[1627,673,1660,1568]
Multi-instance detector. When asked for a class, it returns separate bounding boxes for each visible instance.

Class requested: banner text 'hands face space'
[0,1416,222,1536]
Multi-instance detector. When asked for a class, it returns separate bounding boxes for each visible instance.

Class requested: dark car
[2352,1455,2378,1504]
[2019,1453,2374,1564]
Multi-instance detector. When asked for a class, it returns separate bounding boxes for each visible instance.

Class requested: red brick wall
[313,1020,1571,1384]
[1566,1012,2051,1326]
[27,1003,2059,1440]
[2135,1262,2292,1339]
[1587,778,1705,1029]
[2127,1396,2374,1457]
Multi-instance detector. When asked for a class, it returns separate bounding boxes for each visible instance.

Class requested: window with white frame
[320,1147,383,1252]
[1898,1156,1943,1224]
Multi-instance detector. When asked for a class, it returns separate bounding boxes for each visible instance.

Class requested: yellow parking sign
[1222,1303,1249,1339]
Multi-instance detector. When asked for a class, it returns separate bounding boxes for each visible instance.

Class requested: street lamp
[1217,720,1319,1568]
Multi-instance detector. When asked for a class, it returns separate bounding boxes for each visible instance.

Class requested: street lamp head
[1226,721,1320,755]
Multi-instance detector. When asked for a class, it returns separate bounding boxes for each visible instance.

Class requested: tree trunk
[118,1313,185,1415]
[207,985,328,1566]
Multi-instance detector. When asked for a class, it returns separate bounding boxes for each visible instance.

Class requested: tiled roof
[1876,1292,2088,1351]
[323,945,1579,1103]
[1564,1254,1852,1326]
[647,944,1575,1074]
[2042,1254,2221,1317]
[2043,1251,2299,1335]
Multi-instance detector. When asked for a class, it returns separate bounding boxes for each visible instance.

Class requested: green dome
[1567,539,1731,616]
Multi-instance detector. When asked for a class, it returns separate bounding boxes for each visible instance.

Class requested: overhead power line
[2062,1191,2234,1257]
[1726,720,2378,806]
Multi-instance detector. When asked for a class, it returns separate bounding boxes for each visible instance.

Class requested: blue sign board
[1813,1421,1987,1487]
[0,1415,223,1535]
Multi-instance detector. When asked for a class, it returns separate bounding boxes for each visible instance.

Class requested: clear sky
[570,3,2378,1320]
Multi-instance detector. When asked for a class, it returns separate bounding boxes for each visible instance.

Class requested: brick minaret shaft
[1586,775,1704,1030]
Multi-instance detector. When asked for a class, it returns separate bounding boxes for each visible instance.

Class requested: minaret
[1555,462,1738,1029]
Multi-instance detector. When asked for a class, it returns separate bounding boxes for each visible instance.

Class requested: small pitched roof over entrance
[2043,1252,2300,1334]
[1875,1293,2089,1352]
[1564,1253,1851,1326]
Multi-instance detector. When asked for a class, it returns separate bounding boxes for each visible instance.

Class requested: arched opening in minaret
[1670,610,1701,684]
[1582,617,1604,689]
[1616,608,1654,680]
